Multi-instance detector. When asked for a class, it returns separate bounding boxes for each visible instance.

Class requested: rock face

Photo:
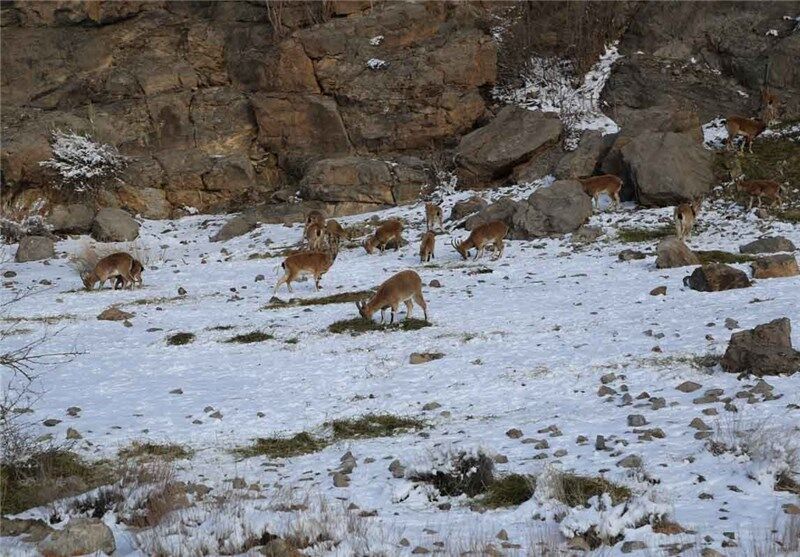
[739,236,797,254]
[455,107,562,187]
[466,181,591,239]
[38,518,116,557]
[751,254,800,279]
[621,132,713,206]
[721,318,800,376]
[91,208,140,242]
[46,204,95,234]
[15,235,55,262]
[655,237,699,269]
[685,263,751,292]
[1,1,495,217]
[553,131,604,180]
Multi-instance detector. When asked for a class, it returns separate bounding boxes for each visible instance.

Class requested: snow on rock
[366,58,389,70]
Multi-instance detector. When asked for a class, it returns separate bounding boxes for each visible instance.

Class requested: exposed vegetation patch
[265,290,373,309]
[695,250,755,265]
[330,414,425,440]
[554,473,631,507]
[207,325,234,331]
[224,331,274,344]
[118,442,193,461]
[617,226,673,243]
[480,473,536,508]
[166,332,195,346]
[0,449,112,515]
[410,451,495,498]
[128,296,184,306]
[328,317,431,335]
[233,432,327,459]
[776,208,800,224]
[640,354,721,370]
[0,314,77,324]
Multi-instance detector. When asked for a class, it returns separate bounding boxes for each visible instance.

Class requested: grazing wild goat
[725,116,767,153]
[419,231,436,263]
[274,246,337,294]
[356,270,428,324]
[673,198,702,240]
[82,252,141,290]
[425,202,443,231]
[304,222,325,251]
[114,258,144,289]
[452,220,509,261]
[325,219,345,249]
[737,179,782,209]
[579,175,622,211]
[363,219,403,254]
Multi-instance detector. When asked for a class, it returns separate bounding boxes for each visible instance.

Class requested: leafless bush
[0,200,52,244]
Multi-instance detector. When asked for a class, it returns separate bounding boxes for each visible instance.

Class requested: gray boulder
[37,518,116,557]
[455,107,562,186]
[739,236,796,254]
[15,235,55,262]
[751,254,800,279]
[210,214,259,243]
[464,197,519,232]
[91,208,139,242]
[684,263,751,292]
[621,131,713,206]
[721,318,800,377]
[655,237,699,268]
[47,204,95,234]
[554,130,604,180]
[449,196,488,222]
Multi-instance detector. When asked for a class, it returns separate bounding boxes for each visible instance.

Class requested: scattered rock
[411,547,430,555]
[38,518,115,557]
[15,236,55,262]
[47,204,95,234]
[627,415,648,427]
[554,130,605,179]
[600,373,617,384]
[421,402,441,411]
[700,549,724,557]
[449,196,488,222]
[42,419,61,427]
[598,385,617,396]
[506,428,523,439]
[750,254,799,279]
[655,237,699,269]
[255,274,265,282]
[428,279,442,288]
[3,270,16,278]
[783,503,800,515]
[676,381,702,393]
[621,540,648,553]
[66,406,81,417]
[178,286,187,296]
[232,477,246,489]
[689,418,711,430]
[211,214,258,242]
[97,307,134,321]
[617,454,642,468]
[389,459,405,479]
[409,352,444,365]
[65,428,82,440]
[572,225,603,244]
[684,263,751,292]
[650,285,667,296]
[619,249,646,261]
[721,318,800,376]
[332,472,350,488]
[170,388,183,395]
[725,318,739,330]
[739,236,796,254]
[91,208,140,242]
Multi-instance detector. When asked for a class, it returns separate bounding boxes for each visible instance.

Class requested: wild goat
[304,222,325,251]
[325,219,345,249]
[274,247,337,294]
[305,210,326,229]
[673,198,702,240]
[761,88,779,124]
[451,220,509,261]
[725,116,767,153]
[579,175,622,211]
[419,231,435,263]
[114,258,144,289]
[737,179,782,209]
[82,253,141,290]
[425,202,443,231]
[364,220,403,254]
[355,270,428,324]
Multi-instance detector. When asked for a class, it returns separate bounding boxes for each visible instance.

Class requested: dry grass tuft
[118,441,193,462]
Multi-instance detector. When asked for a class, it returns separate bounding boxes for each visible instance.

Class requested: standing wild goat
[304,222,325,251]
[452,220,509,261]
[419,231,436,263]
[114,258,144,289]
[274,247,337,294]
[364,220,403,254]
[356,270,428,324]
[737,180,782,209]
[325,219,345,249]
[425,202,443,231]
[82,252,141,290]
[725,116,767,153]
[673,198,702,240]
[305,210,326,229]
[579,175,622,211]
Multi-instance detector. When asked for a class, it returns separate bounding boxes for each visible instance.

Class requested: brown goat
[355,270,428,324]
[425,203,443,231]
[419,231,436,263]
[364,220,403,254]
[579,175,622,211]
[737,180,782,210]
[274,248,337,294]
[451,220,509,261]
[673,198,702,240]
[83,253,140,290]
[325,219,345,249]
[726,116,767,153]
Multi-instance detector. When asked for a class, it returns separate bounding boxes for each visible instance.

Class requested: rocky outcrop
[466,181,591,239]
[91,208,140,242]
[1,1,495,217]
[739,236,797,254]
[38,518,116,557]
[554,131,605,180]
[47,204,95,234]
[751,254,800,279]
[455,107,562,187]
[655,237,699,269]
[684,263,751,292]
[449,196,488,222]
[721,318,800,377]
[15,236,55,262]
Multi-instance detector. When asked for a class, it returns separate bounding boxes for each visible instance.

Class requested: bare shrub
[39,130,126,193]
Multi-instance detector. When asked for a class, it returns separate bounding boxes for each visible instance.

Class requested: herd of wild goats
[77,112,784,325]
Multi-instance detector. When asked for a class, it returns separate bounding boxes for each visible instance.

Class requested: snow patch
[366,58,389,70]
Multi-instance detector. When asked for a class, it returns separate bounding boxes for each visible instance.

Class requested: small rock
[701,549,724,557]
[493,454,508,464]
[684,263,751,292]
[600,372,617,384]
[37,518,115,556]
[421,402,441,411]
[399,538,410,547]
[619,249,646,261]
[621,540,647,553]
[739,236,796,254]
[676,381,702,393]
[725,318,739,330]
[428,279,442,288]
[178,286,187,296]
[3,270,17,278]
[411,546,430,554]
[170,388,183,395]
[702,408,719,416]
[617,454,642,468]
[66,407,81,417]
[65,428,82,440]
[506,428,523,439]
[595,435,607,451]
[232,477,246,489]
[332,472,350,487]
[209,411,223,419]
[689,417,711,430]
[97,307,134,321]
[553,449,567,457]
[751,254,799,279]
[598,385,617,396]
[649,286,667,296]
[409,352,444,365]
[627,414,648,427]
[496,529,508,541]
[388,459,405,479]
[651,398,666,410]
[16,236,55,263]
[42,419,61,427]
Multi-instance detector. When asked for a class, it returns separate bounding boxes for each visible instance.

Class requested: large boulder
[554,131,605,180]
[449,196,488,222]
[739,236,796,254]
[684,263,751,292]
[38,518,116,557]
[721,318,800,377]
[15,235,55,262]
[655,237,699,269]
[115,186,171,220]
[46,204,94,234]
[464,197,520,231]
[299,156,429,207]
[621,132,714,206]
[750,254,800,279]
[91,208,140,242]
[210,214,258,243]
[455,107,562,187]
